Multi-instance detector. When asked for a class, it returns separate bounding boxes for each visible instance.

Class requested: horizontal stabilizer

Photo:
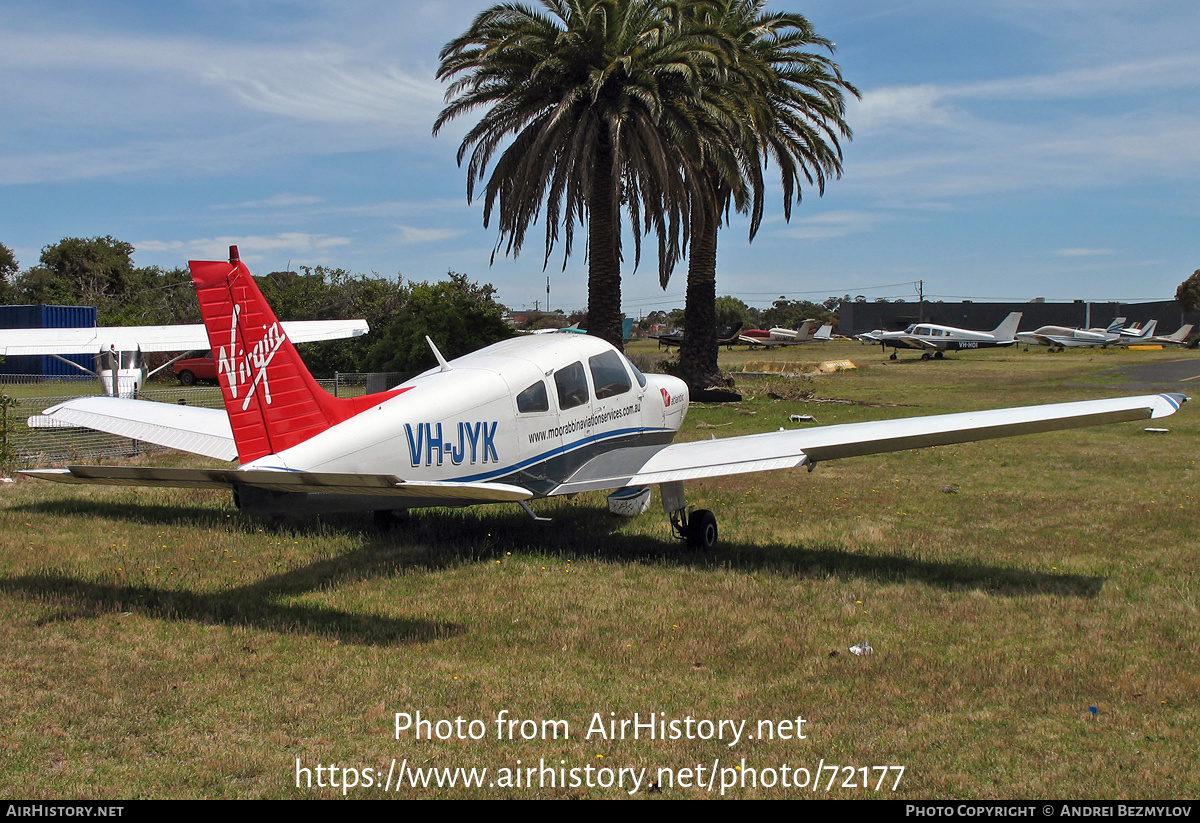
[20,466,533,504]
[34,397,236,461]
[550,393,1187,495]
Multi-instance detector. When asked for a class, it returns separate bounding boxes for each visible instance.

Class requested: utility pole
[916,279,925,322]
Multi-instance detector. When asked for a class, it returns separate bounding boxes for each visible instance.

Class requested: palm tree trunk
[587,127,624,351]
[679,202,721,391]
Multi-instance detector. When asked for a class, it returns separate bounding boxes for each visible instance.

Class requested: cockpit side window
[628,357,647,388]
[554,361,589,410]
[516,380,549,413]
[589,350,633,399]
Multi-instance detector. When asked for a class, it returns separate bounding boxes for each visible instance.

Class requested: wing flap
[893,334,937,350]
[550,393,1187,495]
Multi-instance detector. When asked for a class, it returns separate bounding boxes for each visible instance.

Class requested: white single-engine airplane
[873,313,1023,360]
[0,312,367,397]
[1017,317,1126,352]
[23,248,1188,549]
[1145,324,1195,346]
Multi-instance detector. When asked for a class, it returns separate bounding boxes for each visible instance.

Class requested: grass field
[1,341,1197,799]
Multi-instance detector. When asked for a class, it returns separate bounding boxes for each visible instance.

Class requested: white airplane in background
[0,316,368,397]
[1113,321,1196,348]
[738,321,829,348]
[1114,320,1158,347]
[1017,317,1126,352]
[23,248,1188,550]
[1147,324,1195,346]
[873,313,1023,360]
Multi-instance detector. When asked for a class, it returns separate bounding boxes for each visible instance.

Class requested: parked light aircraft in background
[871,313,1023,360]
[1110,322,1196,348]
[23,248,1188,549]
[1146,324,1195,346]
[737,321,832,348]
[1017,317,1126,352]
[0,316,368,397]
[652,324,742,349]
[1114,320,1158,347]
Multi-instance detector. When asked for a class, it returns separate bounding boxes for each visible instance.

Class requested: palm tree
[435,0,713,349]
[674,0,858,390]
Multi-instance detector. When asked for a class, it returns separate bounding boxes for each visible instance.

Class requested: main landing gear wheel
[663,482,719,551]
[686,509,718,551]
[921,352,931,360]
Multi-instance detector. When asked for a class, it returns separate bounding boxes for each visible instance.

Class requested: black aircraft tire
[686,509,718,551]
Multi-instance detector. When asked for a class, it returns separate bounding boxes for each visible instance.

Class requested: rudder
[189,246,405,464]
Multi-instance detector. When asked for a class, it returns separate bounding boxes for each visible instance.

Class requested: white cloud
[393,225,467,245]
[215,195,325,210]
[203,57,443,129]
[1053,248,1114,257]
[136,233,352,264]
[777,210,886,240]
[848,86,956,131]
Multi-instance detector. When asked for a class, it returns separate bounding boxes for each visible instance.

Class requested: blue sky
[2,1,1198,317]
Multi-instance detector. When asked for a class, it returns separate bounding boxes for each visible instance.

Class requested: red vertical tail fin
[189,246,404,464]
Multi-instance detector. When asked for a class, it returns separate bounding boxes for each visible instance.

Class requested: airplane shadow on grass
[2,497,1105,645]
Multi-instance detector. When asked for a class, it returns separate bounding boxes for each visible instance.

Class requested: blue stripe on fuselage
[450,426,673,484]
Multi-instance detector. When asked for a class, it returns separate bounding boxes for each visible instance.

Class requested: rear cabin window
[554,361,589,410]
[516,380,549,413]
[589,350,632,399]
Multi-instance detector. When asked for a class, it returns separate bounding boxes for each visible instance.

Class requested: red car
[172,352,218,386]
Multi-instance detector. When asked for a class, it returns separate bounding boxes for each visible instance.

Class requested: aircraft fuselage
[242,334,689,499]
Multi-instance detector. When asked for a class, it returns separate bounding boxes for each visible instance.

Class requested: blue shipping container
[0,305,98,376]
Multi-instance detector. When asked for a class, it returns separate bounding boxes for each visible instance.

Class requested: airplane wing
[547,393,1187,495]
[22,466,533,504]
[0,319,369,355]
[888,334,938,351]
[19,393,1187,507]
[31,397,237,460]
[1021,333,1064,348]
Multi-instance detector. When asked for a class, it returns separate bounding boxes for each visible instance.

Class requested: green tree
[363,273,513,376]
[13,236,196,325]
[761,297,830,329]
[675,0,856,389]
[0,243,17,304]
[1176,269,1200,314]
[714,295,751,332]
[38,236,136,306]
[257,266,409,375]
[435,0,712,350]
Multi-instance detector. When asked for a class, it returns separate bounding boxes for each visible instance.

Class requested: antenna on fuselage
[426,336,453,372]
